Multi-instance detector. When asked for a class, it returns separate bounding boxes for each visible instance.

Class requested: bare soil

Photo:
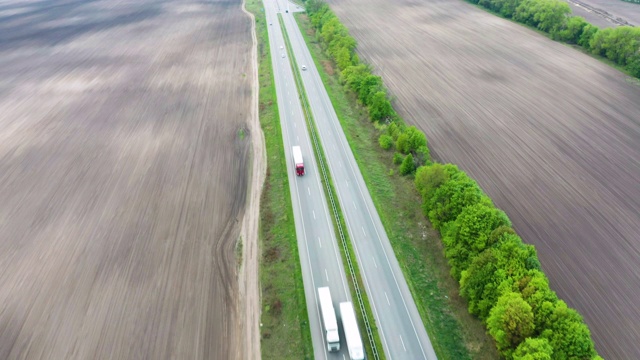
[0,0,258,359]
[328,0,640,357]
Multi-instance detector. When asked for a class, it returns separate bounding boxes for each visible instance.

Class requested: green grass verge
[245,1,313,358]
[295,12,499,360]
[278,14,386,359]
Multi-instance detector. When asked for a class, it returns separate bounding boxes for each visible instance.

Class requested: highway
[279,4,438,359]
[263,2,353,359]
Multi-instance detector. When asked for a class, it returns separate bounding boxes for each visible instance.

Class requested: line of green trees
[469,0,640,77]
[305,1,601,358]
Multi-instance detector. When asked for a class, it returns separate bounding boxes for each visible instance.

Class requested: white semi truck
[340,302,365,360]
[318,287,340,352]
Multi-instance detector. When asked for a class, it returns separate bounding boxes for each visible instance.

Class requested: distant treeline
[304,0,602,358]
[468,0,640,77]
[621,0,640,4]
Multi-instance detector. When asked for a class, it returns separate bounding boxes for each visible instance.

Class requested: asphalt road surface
[263,2,354,359]
[280,8,437,360]
[0,0,255,358]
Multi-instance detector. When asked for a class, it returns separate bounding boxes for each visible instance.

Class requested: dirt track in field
[328,0,640,357]
[0,0,259,359]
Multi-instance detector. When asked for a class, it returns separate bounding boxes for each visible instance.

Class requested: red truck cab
[292,146,305,176]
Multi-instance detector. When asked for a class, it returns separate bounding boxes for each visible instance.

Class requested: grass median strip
[278,13,386,360]
[295,11,498,360]
[246,1,313,358]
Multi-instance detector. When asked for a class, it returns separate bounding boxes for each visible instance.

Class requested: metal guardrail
[278,14,381,360]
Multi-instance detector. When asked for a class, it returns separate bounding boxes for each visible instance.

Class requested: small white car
[280,46,283,49]
[301,65,307,71]
[282,53,285,58]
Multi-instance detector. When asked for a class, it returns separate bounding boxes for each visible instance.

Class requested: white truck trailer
[292,146,305,176]
[340,302,365,360]
[318,287,340,352]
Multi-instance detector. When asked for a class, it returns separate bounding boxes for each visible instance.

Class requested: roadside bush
[393,152,404,165]
[405,126,427,151]
[395,132,410,154]
[400,153,415,175]
[378,134,394,150]
[414,145,431,167]
[385,121,402,140]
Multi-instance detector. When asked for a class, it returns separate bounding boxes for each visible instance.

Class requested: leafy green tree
[427,178,492,230]
[488,291,535,357]
[534,0,570,33]
[513,337,553,360]
[404,126,428,152]
[460,233,540,320]
[368,91,394,122]
[578,24,599,49]
[308,2,329,27]
[627,54,640,78]
[305,0,326,16]
[415,163,450,200]
[442,204,511,280]
[514,0,538,26]
[414,145,431,166]
[541,301,596,360]
[489,225,517,245]
[340,64,369,91]
[358,74,384,105]
[498,0,522,17]
[379,134,394,150]
[591,26,640,65]
[513,270,558,332]
[414,163,465,203]
[554,16,587,43]
[589,27,614,57]
[400,153,416,175]
[332,46,354,71]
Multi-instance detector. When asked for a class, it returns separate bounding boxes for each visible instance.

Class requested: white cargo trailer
[318,287,340,351]
[340,302,365,360]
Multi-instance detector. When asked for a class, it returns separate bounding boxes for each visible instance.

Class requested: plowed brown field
[0,0,257,359]
[328,0,640,357]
